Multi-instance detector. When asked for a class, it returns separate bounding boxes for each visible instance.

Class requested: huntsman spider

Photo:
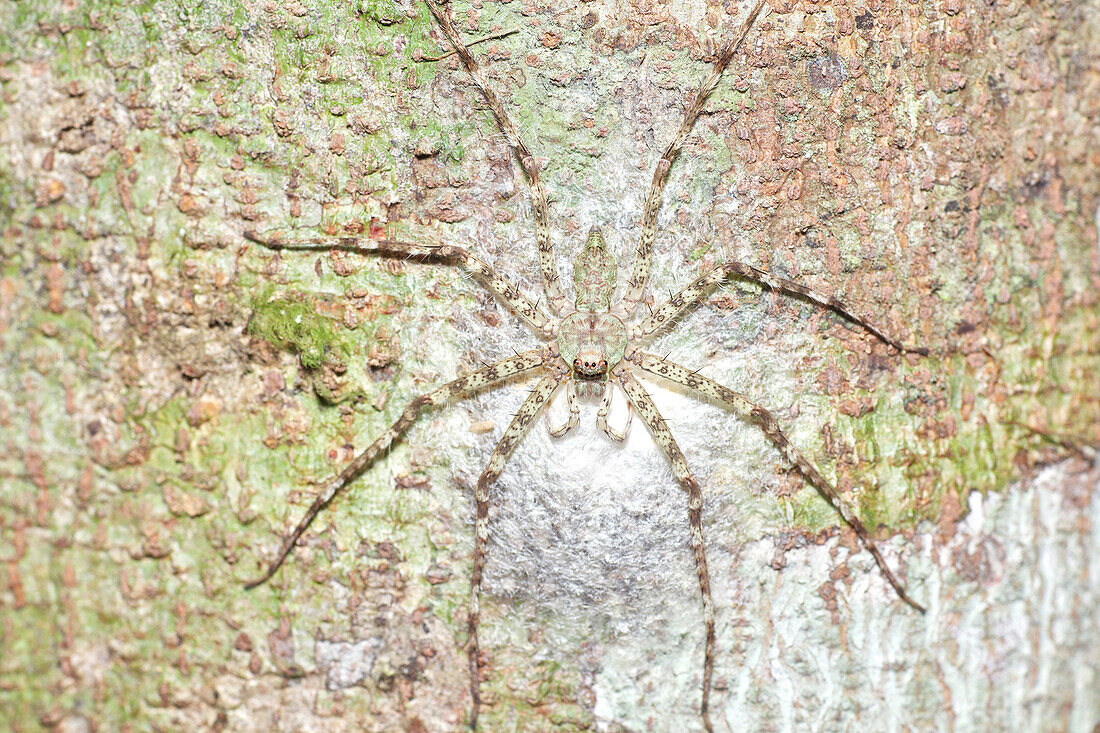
[244,1,926,729]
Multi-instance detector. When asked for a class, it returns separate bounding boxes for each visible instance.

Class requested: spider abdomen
[573,226,617,312]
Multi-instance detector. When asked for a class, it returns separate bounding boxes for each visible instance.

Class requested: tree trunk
[1,0,1097,730]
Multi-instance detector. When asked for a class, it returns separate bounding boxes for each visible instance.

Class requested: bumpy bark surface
[1,0,1097,730]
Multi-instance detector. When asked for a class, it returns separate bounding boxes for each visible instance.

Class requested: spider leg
[597,381,633,443]
[469,372,565,728]
[245,231,556,339]
[632,351,927,614]
[545,378,579,437]
[617,0,767,318]
[423,0,570,316]
[612,365,717,732]
[630,258,927,354]
[243,349,548,590]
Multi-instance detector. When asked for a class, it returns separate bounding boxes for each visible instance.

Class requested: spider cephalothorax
[245,2,927,730]
[557,310,626,381]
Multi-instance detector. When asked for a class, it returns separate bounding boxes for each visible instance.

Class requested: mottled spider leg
[245,231,556,339]
[469,372,564,728]
[612,365,717,732]
[423,0,570,315]
[243,349,548,590]
[545,379,579,437]
[630,258,927,354]
[617,0,767,317]
[596,381,633,443]
[632,351,927,614]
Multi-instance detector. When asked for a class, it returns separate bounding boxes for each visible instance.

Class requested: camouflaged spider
[244,1,926,729]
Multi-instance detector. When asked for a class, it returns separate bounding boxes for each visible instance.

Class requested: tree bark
[1,0,1097,730]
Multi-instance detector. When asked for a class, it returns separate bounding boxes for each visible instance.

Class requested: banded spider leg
[244,226,570,728]
[423,0,569,317]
